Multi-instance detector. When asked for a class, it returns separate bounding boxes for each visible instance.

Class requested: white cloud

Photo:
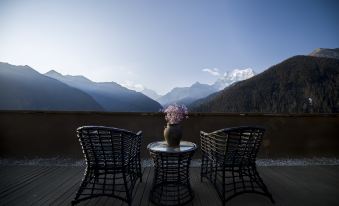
[121,80,144,92]
[133,84,144,91]
[202,68,220,76]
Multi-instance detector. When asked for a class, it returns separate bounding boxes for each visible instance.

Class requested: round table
[147,141,197,206]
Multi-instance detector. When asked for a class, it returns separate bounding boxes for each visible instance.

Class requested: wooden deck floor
[0,165,338,206]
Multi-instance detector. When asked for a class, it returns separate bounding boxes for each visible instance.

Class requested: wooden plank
[322,165,339,178]
[1,165,339,206]
[193,168,221,206]
[189,168,201,206]
[0,166,37,184]
[275,166,338,205]
[0,166,53,198]
[18,167,71,206]
[82,198,99,206]
[1,167,68,205]
[0,166,45,192]
[261,166,310,206]
[83,195,102,205]
[67,167,150,206]
[130,167,151,206]
[50,181,80,205]
[31,166,81,206]
[84,168,148,206]
[93,196,110,205]
[259,166,298,205]
[52,167,143,206]
[49,169,84,206]
[305,166,339,187]
[141,167,153,206]
[107,167,151,206]
[89,194,109,205]
[257,167,285,205]
[222,167,275,206]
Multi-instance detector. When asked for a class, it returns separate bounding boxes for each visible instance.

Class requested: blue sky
[0,0,338,94]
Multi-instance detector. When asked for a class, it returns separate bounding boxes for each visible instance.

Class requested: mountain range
[1,48,338,113]
[157,82,218,106]
[190,52,339,113]
[0,63,162,112]
[45,70,162,112]
[156,68,255,106]
[141,88,162,100]
[212,68,255,90]
[0,63,103,111]
[0,63,256,111]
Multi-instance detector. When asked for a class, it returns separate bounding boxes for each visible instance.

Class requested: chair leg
[213,161,218,184]
[222,166,226,206]
[122,170,132,206]
[72,168,91,204]
[201,153,206,182]
[138,155,142,182]
[252,165,275,204]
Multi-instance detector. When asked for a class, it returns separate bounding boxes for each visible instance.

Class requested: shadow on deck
[0,165,338,206]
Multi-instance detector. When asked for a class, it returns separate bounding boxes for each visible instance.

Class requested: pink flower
[163,104,188,124]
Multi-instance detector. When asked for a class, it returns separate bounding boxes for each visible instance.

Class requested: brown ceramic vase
[163,124,182,147]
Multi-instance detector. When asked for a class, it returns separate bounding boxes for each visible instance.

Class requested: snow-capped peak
[213,68,255,90]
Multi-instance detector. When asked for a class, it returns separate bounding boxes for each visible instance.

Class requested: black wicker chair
[72,126,142,206]
[200,126,274,206]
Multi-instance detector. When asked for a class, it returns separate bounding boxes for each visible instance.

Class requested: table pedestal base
[150,182,194,206]
[147,141,197,206]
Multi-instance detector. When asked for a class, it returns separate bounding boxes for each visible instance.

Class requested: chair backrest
[77,126,141,168]
[201,126,265,165]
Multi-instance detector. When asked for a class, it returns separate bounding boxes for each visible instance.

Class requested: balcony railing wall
[0,111,338,159]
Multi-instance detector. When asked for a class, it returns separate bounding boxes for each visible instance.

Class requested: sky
[0,0,338,95]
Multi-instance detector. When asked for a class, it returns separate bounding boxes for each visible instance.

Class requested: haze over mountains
[156,68,255,106]
[0,62,255,111]
[1,48,338,113]
[45,70,162,112]
[0,63,103,111]
[0,63,162,112]
[157,82,218,106]
[141,88,162,100]
[191,49,339,113]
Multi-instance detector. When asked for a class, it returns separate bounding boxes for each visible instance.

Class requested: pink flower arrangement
[163,104,189,124]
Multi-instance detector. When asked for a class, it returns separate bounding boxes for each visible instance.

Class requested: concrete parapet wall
[0,111,338,158]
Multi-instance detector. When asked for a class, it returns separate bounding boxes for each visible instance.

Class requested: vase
[164,124,182,147]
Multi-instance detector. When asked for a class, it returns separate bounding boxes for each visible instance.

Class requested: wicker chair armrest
[200,131,209,153]
[121,131,142,167]
[128,131,142,159]
[136,130,142,136]
[200,131,209,135]
[134,131,142,149]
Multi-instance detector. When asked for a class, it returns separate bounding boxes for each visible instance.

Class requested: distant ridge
[45,70,163,112]
[309,48,339,59]
[157,82,218,106]
[141,88,162,100]
[0,62,103,111]
[190,55,339,113]
[157,68,255,106]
